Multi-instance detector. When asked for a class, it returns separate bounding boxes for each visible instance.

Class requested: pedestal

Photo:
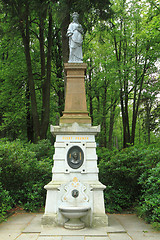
[42,123,108,227]
[42,63,108,228]
[60,63,91,124]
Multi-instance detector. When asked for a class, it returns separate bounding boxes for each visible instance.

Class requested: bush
[98,147,141,212]
[98,144,160,213]
[1,138,159,229]
[0,139,53,212]
[0,167,14,219]
[138,162,160,230]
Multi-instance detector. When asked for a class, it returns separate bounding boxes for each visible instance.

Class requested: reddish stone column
[60,63,91,124]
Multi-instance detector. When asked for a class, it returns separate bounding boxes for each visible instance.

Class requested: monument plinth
[60,63,91,124]
[42,12,108,231]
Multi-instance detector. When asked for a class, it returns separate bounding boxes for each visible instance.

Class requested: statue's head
[72,12,79,22]
[72,151,78,160]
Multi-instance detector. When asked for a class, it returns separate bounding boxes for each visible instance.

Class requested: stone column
[60,63,91,124]
[42,62,108,229]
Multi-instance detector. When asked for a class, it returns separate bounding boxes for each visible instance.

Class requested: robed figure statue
[67,12,83,63]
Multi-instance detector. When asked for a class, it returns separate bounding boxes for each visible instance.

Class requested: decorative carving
[67,146,84,169]
[62,178,89,203]
[72,189,79,198]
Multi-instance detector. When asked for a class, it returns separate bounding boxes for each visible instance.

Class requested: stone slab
[0,213,36,240]
[16,233,40,240]
[108,233,132,240]
[113,214,153,232]
[62,237,84,240]
[3,213,35,225]
[107,214,126,233]
[50,123,100,135]
[40,226,108,236]
[22,214,43,233]
[38,237,62,240]
[3,213,160,240]
[126,232,160,240]
[0,232,20,240]
[38,237,110,240]
[22,214,125,236]
[0,224,26,231]
[85,237,109,240]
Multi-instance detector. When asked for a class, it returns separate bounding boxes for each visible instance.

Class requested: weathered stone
[42,60,107,230]
[60,63,91,124]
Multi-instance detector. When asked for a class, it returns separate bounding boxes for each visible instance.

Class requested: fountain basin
[59,206,90,229]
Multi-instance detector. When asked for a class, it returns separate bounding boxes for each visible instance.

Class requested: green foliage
[0,138,160,230]
[0,0,159,147]
[98,146,141,212]
[84,0,160,148]
[0,179,14,220]
[0,139,53,212]
[137,162,160,230]
[98,144,160,213]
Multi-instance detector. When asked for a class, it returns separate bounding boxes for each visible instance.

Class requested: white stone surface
[50,122,100,135]
[54,142,66,147]
[38,237,61,240]
[108,233,132,240]
[86,237,109,240]
[93,190,106,215]
[56,135,95,142]
[86,142,97,147]
[63,237,84,240]
[17,233,39,240]
[42,122,107,228]
[40,226,109,236]
[44,189,58,214]
[67,12,83,63]
[51,173,99,182]
[60,178,90,204]
[86,161,99,173]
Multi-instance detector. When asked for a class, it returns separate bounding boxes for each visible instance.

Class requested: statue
[67,12,83,63]
[71,151,80,164]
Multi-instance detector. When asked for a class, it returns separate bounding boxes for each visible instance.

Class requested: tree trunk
[54,27,64,116]
[19,5,40,142]
[108,100,116,149]
[61,14,70,94]
[146,101,151,145]
[102,78,108,147]
[26,82,34,142]
[131,57,148,144]
[88,58,93,124]
[113,26,128,148]
[40,11,52,139]
[39,17,46,83]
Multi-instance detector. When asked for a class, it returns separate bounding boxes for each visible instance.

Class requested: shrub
[98,144,160,213]
[0,139,53,212]
[0,167,14,219]
[138,162,160,230]
[98,147,140,212]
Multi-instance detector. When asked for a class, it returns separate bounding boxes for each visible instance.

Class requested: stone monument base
[42,122,108,228]
[60,63,91,125]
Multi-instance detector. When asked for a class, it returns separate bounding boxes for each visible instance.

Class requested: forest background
[0,0,160,230]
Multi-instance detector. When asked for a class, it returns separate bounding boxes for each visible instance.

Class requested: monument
[42,12,108,230]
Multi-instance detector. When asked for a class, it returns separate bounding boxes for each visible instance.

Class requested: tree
[84,20,120,148]
[1,0,112,141]
[139,73,160,144]
[83,0,159,148]
[1,0,53,141]
[1,0,159,148]
[0,13,28,139]
[108,0,160,147]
